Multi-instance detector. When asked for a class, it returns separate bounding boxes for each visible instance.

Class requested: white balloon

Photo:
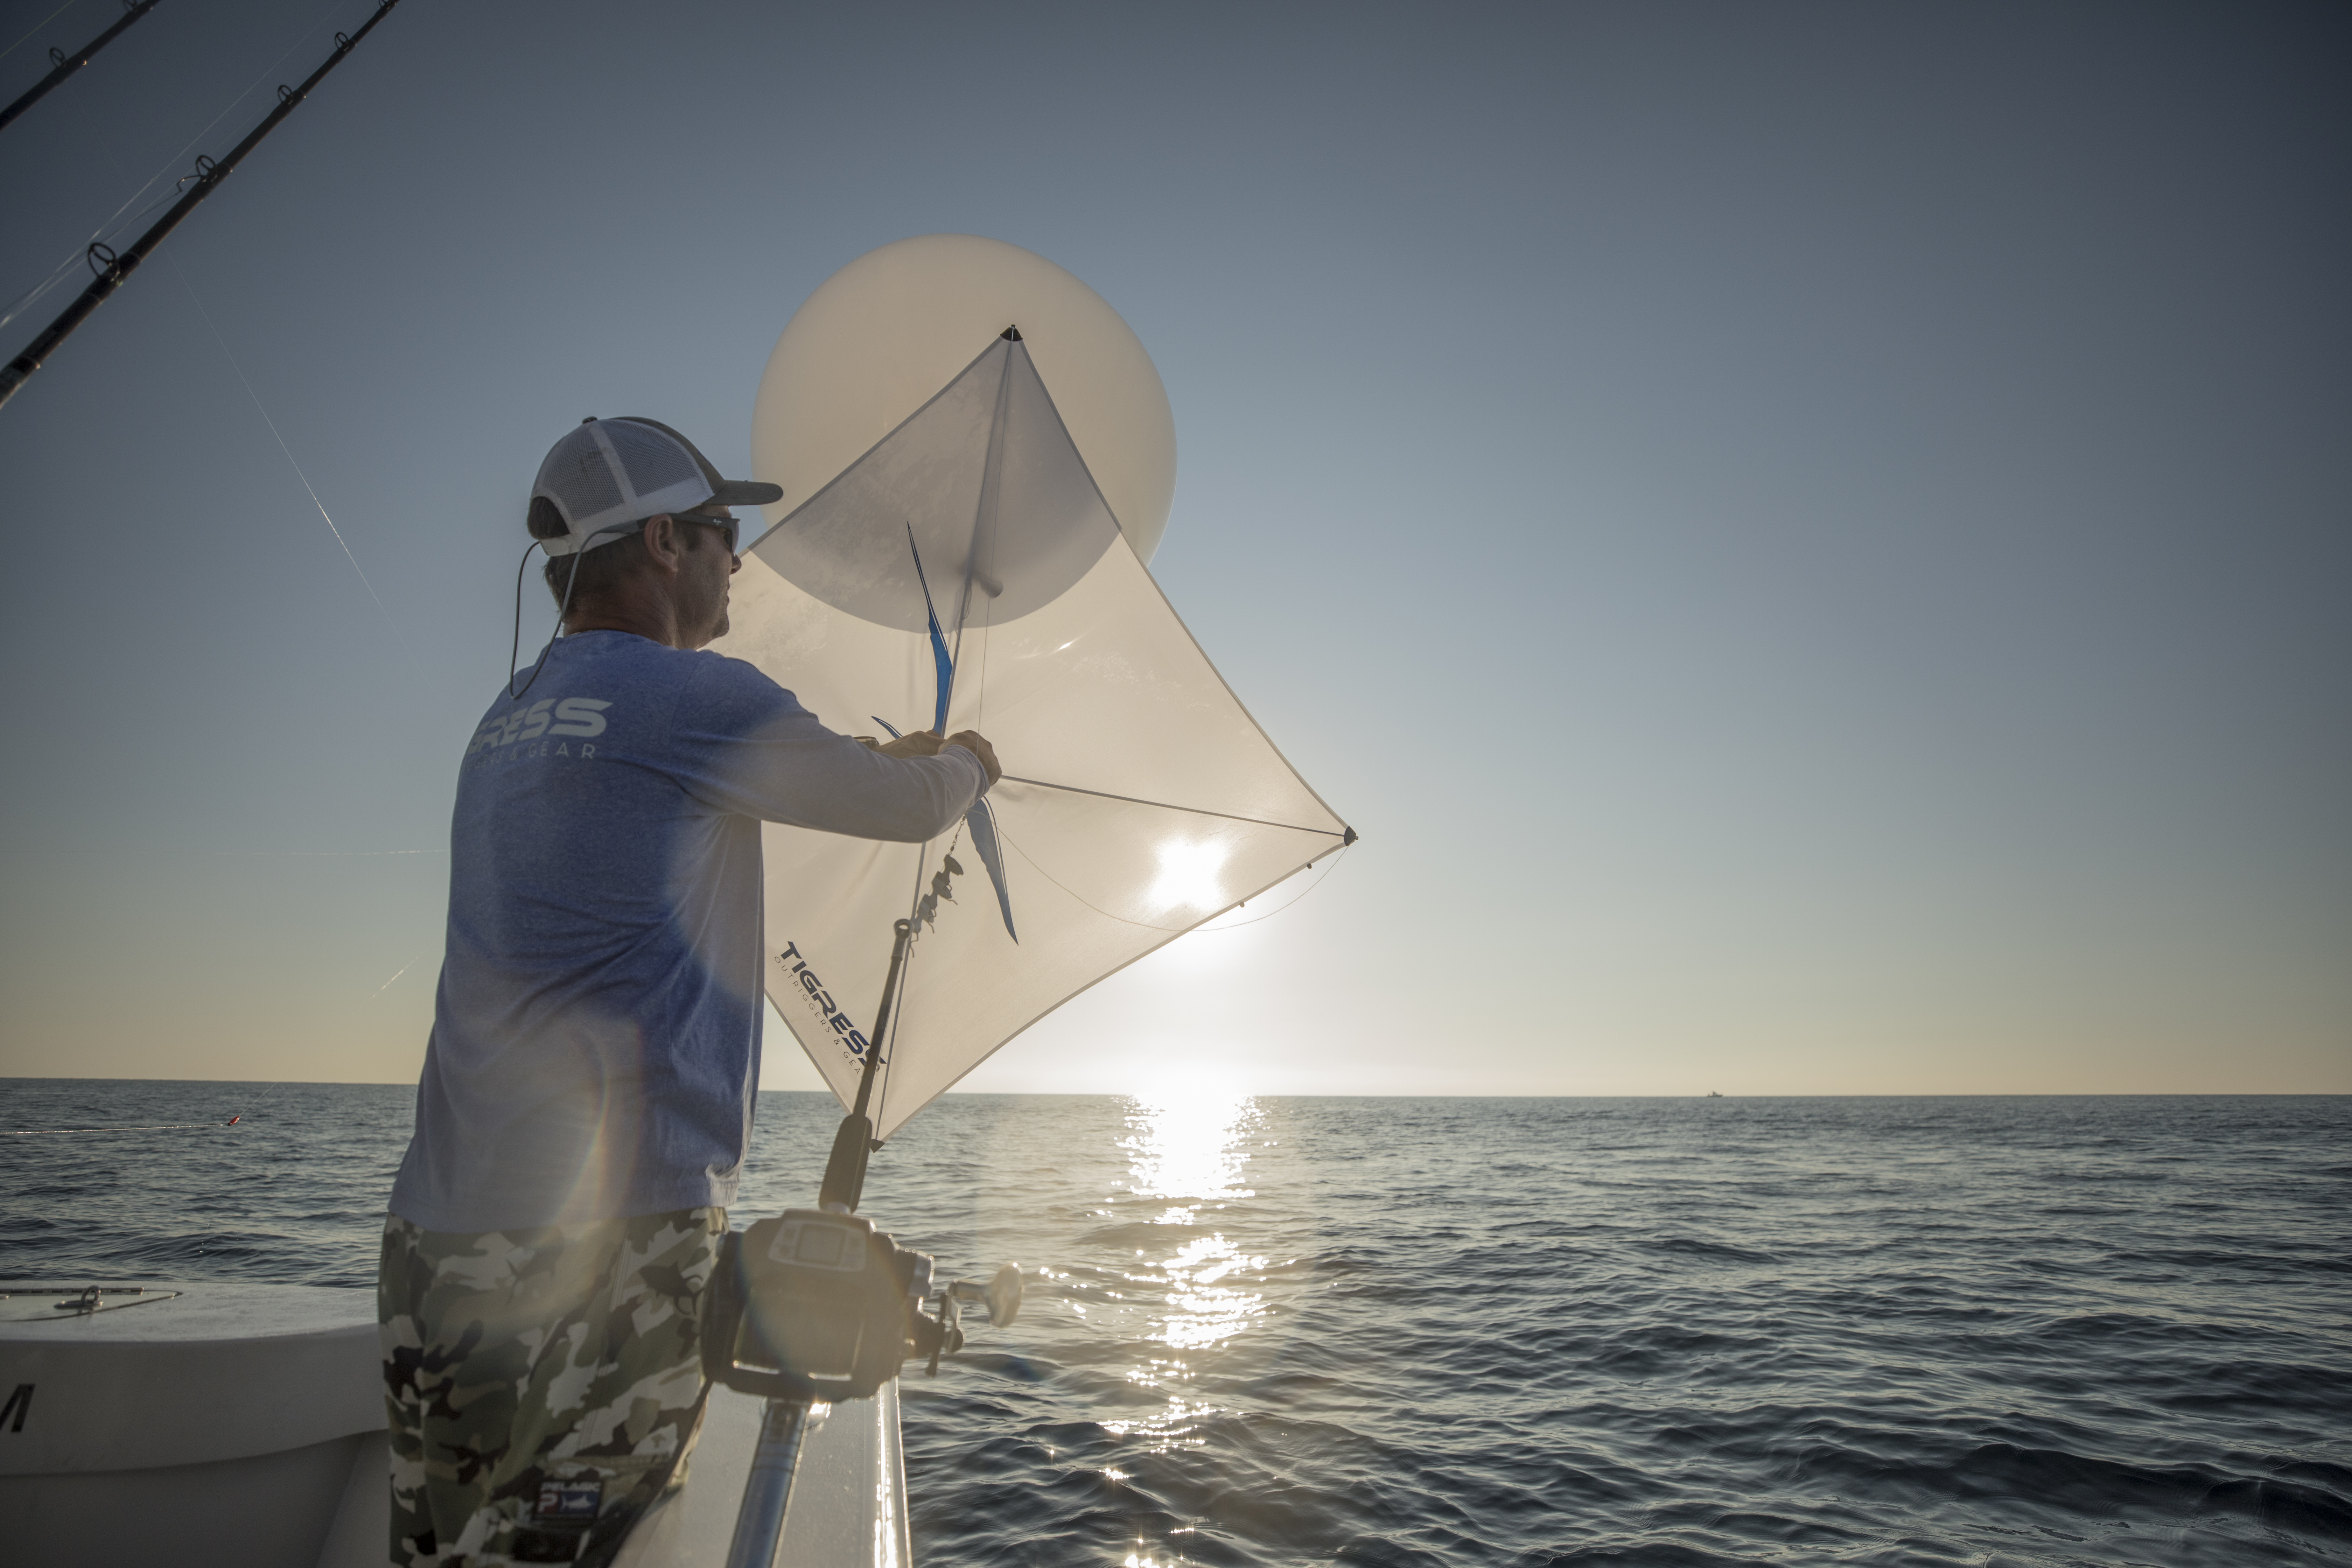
[751,234,1177,563]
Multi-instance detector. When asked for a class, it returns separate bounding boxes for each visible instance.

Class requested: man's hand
[945,730,1002,785]
[867,729,948,760]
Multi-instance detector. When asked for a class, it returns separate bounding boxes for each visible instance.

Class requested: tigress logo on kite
[775,942,872,1058]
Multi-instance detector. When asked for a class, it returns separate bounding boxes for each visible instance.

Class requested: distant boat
[1708,1091,1724,1098]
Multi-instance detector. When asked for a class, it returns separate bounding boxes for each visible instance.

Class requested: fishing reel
[701,1208,1022,1402]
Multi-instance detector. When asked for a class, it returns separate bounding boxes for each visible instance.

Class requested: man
[380,416,998,1567]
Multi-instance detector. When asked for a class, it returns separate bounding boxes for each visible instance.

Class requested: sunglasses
[672,512,741,554]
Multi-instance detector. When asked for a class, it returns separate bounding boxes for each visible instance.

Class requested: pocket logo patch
[534,1479,603,1520]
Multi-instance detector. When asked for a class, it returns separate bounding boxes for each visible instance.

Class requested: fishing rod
[704,910,1021,1568]
[0,0,163,135]
[815,918,915,1213]
[0,0,400,412]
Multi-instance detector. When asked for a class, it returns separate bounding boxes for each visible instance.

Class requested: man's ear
[642,513,683,571]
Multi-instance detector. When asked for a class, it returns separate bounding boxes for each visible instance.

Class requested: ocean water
[2,1085,2347,1566]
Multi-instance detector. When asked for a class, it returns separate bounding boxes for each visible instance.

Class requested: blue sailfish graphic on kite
[870,525,1018,943]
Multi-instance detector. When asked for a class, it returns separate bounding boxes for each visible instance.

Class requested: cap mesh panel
[540,429,623,523]
[603,421,701,507]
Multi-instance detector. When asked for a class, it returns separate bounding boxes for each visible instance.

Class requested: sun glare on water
[1122,1081,1257,1205]
[1102,1085,1272,1460]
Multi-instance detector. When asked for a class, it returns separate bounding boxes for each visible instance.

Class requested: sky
[0,0,2344,1098]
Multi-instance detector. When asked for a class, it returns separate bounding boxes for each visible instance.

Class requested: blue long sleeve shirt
[389,630,984,1232]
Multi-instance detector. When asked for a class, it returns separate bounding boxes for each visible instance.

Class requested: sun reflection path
[1121,1086,1259,1209]
[1101,1088,1272,1461]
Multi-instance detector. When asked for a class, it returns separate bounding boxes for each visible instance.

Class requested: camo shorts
[377,1207,726,1567]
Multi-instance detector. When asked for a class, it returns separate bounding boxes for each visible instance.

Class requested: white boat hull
[0,1282,907,1568]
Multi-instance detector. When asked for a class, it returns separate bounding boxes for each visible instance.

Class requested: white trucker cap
[530,416,783,556]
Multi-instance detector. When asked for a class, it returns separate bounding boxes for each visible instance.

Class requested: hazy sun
[1147,838,1228,915]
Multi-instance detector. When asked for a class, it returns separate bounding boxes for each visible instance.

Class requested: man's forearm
[761,736,986,842]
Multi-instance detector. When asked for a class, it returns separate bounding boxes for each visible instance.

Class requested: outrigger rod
[0,0,164,136]
[0,0,402,412]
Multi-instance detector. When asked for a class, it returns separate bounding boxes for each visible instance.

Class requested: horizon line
[0,1077,2345,1099]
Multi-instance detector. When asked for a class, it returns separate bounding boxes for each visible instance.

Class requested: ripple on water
[4,1084,2348,1566]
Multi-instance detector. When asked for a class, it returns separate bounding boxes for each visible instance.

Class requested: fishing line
[0,0,350,334]
[0,188,174,333]
[967,582,996,730]
[0,3,84,68]
[875,905,919,1128]
[0,174,204,328]
[866,835,946,1130]
[212,848,435,856]
[1190,846,1351,930]
[165,253,422,677]
[899,838,933,933]
[877,972,904,1127]
[5,1116,243,1136]
[992,826,1349,936]
[362,952,421,1003]
[996,776,1344,838]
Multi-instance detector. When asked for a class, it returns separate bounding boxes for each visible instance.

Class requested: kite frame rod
[996,774,1348,838]
[0,0,162,135]
[0,0,400,412]
[817,917,913,1213]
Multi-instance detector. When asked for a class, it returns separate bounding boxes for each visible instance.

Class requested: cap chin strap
[506,520,640,700]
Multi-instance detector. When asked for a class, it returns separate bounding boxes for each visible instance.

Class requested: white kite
[719,238,1352,1166]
